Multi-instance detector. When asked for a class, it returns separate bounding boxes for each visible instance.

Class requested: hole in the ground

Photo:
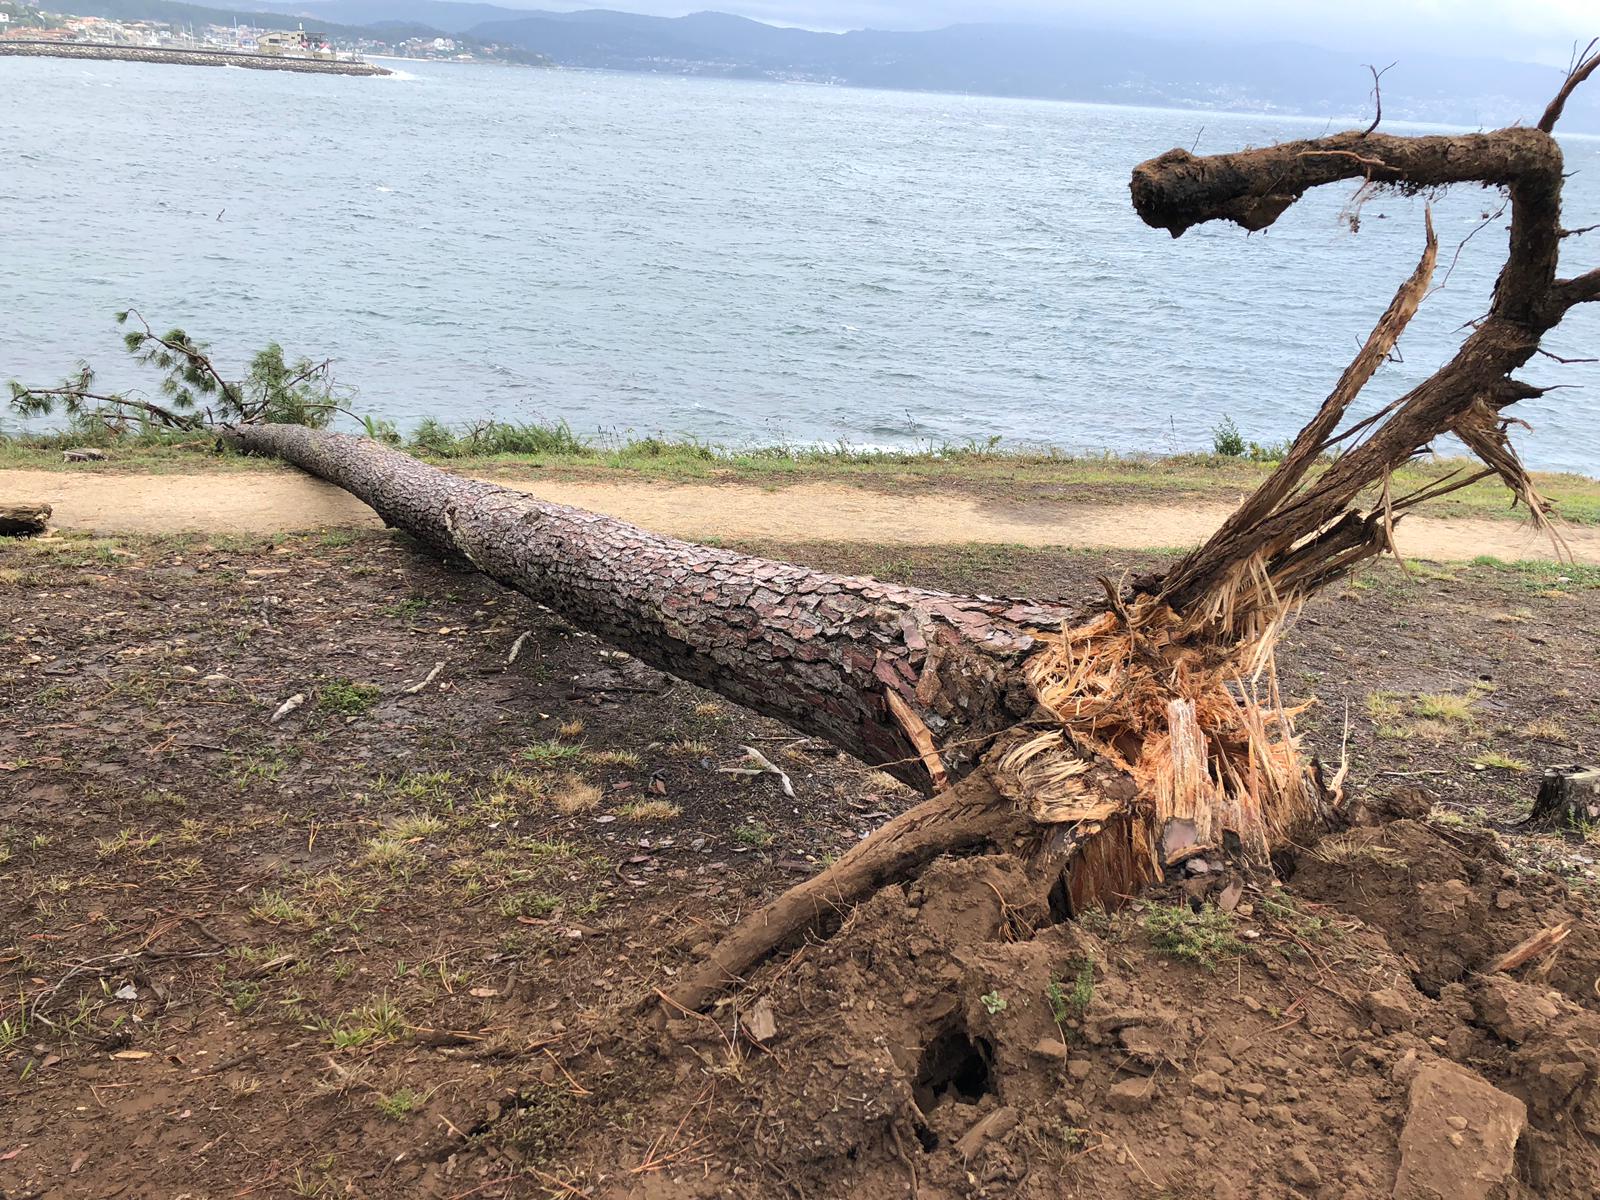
[912,1023,994,1120]
[1270,846,1299,881]
[1410,970,1444,1000]
[1045,872,1073,925]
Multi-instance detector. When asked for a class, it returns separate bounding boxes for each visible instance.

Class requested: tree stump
[0,502,51,537]
[1526,766,1600,830]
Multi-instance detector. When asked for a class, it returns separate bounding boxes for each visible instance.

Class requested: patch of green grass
[1256,893,1338,948]
[497,1082,588,1165]
[375,1087,428,1119]
[1415,692,1475,723]
[498,892,562,919]
[521,739,585,767]
[227,981,263,1014]
[362,835,422,872]
[322,995,405,1050]
[732,820,774,849]
[1473,751,1530,771]
[1470,556,1600,590]
[1139,903,1244,970]
[319,679,381,716]
[251,889,311,924]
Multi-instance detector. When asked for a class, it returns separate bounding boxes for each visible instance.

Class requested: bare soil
[6,468,1598,562]
[2,530,1598,1199]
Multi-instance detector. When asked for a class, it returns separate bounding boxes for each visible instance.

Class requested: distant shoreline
[0,39,390,76]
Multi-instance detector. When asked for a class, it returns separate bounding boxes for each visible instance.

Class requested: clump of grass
[1139,904,1243,970]
[733,820,774,849]
[251,888,311,924]
[500,1081,586,1164]
[320,680,380,716]
[1415,692,1475,723]
[1364,690,1405,723]
[521,740,584,767]
[556,719,585,739]
[616,799,681,822]
[1473,751,1530,771]
[1310,832,1406,868]
[1047,959,1095,1024]
[96,828,162,858]
[324,995,406,1049]
[385,813,445,839]
[499,892,561,919]
[378,771,459,810]
[362,835,422,872]
[375,1087,428,1119]
[549,773,601,814]
[586,749,642,768]
[1521,717,1567,742]
[667,739,712,757]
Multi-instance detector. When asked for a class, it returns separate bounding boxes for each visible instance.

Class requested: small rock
[1235,1080,1269,1101]
[1364,987,1414,1032]
[1190,1070,1227,1098]
[1282,1147,1321,1187]
[1067,1059,1092,1081]
[1446,1114,1469,1131]
[1493,889,1520,911]
[1200,1054,1232,1074]
[1032,1038,1069,1062]
[1106,1077,1157,1112]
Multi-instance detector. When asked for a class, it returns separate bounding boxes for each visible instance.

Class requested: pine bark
[224,425,1073,792]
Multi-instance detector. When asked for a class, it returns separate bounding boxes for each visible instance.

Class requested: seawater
[3,56,1598,474]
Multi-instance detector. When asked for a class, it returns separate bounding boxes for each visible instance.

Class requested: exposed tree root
[663,768,1024,1013]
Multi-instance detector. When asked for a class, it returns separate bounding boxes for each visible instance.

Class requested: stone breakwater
[0,39,390,76]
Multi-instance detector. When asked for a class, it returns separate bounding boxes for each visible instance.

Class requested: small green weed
[1139,903,1243,970]
[320,680,380,716]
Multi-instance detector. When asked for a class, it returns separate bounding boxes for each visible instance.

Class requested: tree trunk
[1525,766,1600,831]
[0,503,50,537]
[224,424,1073,794]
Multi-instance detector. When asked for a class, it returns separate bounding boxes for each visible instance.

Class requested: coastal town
[0,0,548,68]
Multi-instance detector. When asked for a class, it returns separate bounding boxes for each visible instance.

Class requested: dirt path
[5,467,1594,562]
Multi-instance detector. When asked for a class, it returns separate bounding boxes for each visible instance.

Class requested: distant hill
[49,0,1600,131]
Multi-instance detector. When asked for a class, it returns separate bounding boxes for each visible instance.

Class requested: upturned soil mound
[2,530,1596,1198]
[498,818,1600,1200]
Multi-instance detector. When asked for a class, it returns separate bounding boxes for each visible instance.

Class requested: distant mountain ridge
[59,0,1600,131]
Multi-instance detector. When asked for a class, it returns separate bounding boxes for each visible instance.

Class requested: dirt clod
[1365,987,1417,1032]
[1395,1061,1527,1200]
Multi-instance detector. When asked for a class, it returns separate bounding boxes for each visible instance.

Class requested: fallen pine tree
[14,49,1600,1024]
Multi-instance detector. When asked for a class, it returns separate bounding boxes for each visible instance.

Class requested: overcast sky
[540,1,1598,67]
